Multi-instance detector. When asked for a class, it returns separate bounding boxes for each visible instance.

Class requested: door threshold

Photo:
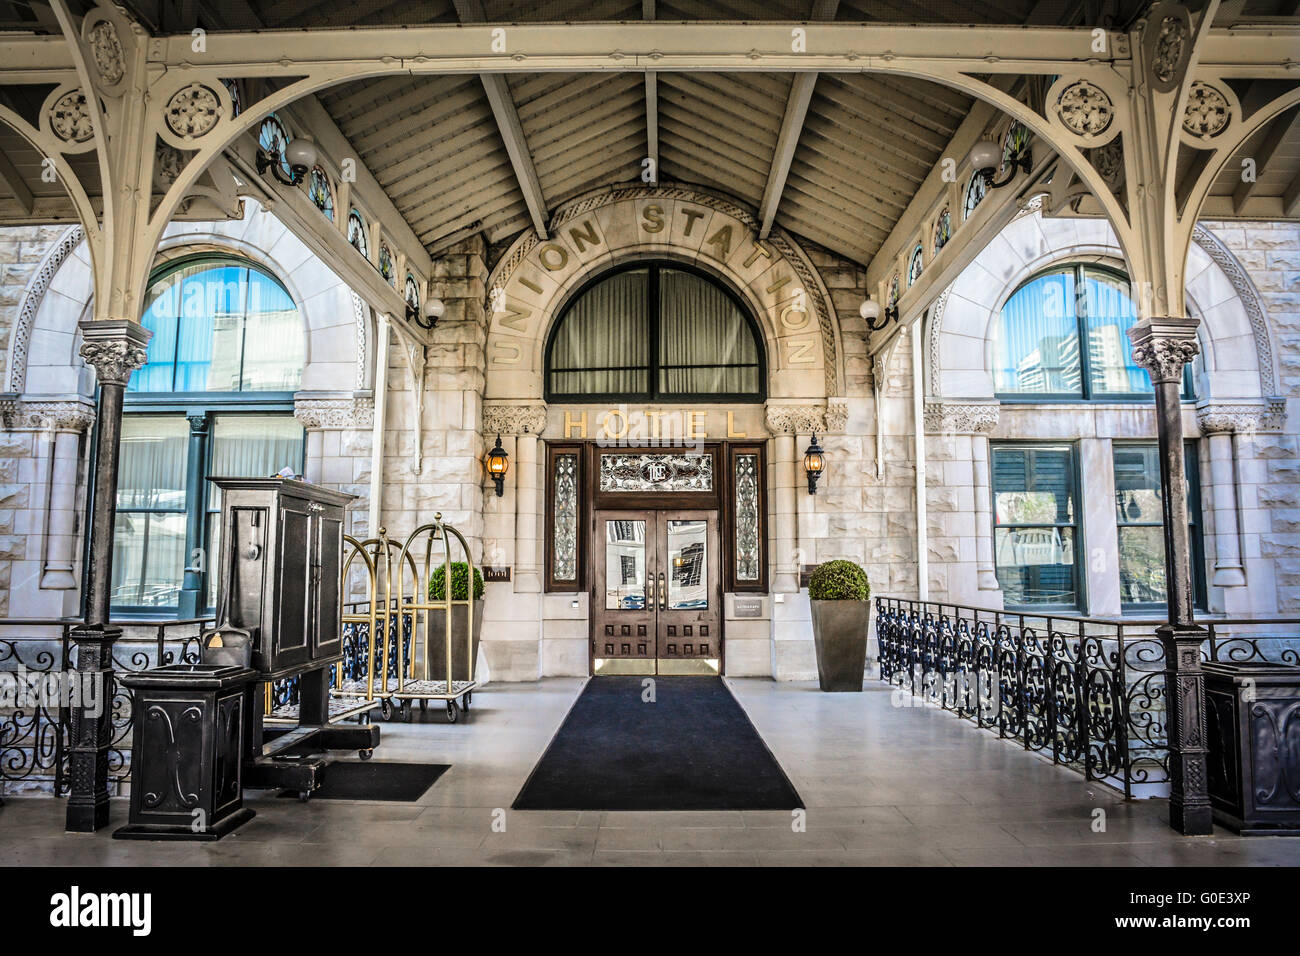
[593,658,720,676]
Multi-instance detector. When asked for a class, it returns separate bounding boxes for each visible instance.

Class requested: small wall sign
[482,566,511,583]
[734,597,764,618]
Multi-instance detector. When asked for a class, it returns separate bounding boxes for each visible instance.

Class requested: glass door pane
[666,519,708,610]
[604,519,647,611]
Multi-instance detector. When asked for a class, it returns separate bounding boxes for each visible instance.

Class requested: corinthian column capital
[1127,317,1200,385]
[78,319,151,387]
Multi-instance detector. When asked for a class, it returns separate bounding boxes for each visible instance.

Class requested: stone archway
[483,185,843,404]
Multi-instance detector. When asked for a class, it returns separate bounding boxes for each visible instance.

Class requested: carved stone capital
[1195,399,1286,435]
[824,400,850,435]
[482,402,547,436]
[1127,317,1201,385]
[924,399,1000,435]
[293,395,375,430]
[764,402,827,435]
[78,320,151,387]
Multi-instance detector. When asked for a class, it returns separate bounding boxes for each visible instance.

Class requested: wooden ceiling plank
[1233,106,1300,212]
[0,146,35,214]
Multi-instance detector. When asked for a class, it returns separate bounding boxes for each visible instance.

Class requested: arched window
[907,244,924,286]
[404,274,420,313]
[963,171,986,220]
[257,114,291,181]
[132,256,304,393]
[117,255,306,616]
[347,209,368,258]
[545,261,764,402]
[307,166,334,220]
[992,263,1194,400]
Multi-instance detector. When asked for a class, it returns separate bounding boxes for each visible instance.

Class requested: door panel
[591,509,722,674]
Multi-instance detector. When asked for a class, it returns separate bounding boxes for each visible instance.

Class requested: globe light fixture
[803,434,826,495]
[485,435,509,497]
[257,135,318,187]
[965,138,1030,190]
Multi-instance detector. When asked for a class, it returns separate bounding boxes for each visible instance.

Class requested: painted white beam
[453,0,550,239]
[0,147,34,214]
[1232,106,1300,212]
[645,71,658,184]
[758,0,839,240]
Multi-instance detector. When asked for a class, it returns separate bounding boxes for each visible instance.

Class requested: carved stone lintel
[1195,399,1287,435]
[293,395,376,430]
[923,399,1000,435]
[1127,317,1201,385]
[482,402,548,437]
[8,399,96,433]
[764,402,827,435]
[78,320,151,387]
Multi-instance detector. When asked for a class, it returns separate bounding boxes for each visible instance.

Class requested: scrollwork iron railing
[0,618,209,795]
[874,597,1300,798]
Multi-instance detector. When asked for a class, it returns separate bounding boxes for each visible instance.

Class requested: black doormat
[276,761,449,802]
[512,677,802,811]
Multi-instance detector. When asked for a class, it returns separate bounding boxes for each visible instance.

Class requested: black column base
[114,807,255,842]
[1170,798,1214,837]
[65,795,111,833]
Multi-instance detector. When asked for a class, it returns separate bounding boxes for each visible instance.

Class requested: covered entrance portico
[1,0,1299,855]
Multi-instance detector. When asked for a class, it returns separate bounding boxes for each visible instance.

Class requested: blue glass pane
[176,264,246,390]
[993,270,1082,395]
[1083,271,1150,394]
[130,275,181,392]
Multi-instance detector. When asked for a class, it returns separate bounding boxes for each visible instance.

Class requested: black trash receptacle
[114,663,257,841]
[1203,659,1300,835]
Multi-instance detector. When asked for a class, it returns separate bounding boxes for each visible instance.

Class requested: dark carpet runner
[513,677,802,811]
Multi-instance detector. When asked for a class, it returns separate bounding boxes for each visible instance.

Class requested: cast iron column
[178,414,209,618]
[1128,317,1213,836]
[66,320,150,832]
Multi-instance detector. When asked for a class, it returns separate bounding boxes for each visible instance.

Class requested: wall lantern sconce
[409,297,445,331]
[803,434,826,495]
[859,297,895,332]
[485,435,509,497]
[966,139,1030,190]
[257,137,318,187]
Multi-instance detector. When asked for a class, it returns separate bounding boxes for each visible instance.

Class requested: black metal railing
[0,617,209,795]
[873,596,1300,798]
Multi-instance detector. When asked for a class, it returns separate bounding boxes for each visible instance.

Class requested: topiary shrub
[807,560,871,601]
[428,562,485,602]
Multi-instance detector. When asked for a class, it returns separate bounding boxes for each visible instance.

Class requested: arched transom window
[993,263,1194,400]
[545,261,765,402]
[131,256,304,393]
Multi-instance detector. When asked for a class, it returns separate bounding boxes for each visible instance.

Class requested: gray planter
[427,599,484,682]
[810,600,871,692]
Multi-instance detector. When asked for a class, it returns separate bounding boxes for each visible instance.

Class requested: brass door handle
[658,571,666,611]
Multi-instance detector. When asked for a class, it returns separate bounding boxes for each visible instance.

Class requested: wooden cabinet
[209,478,355,679]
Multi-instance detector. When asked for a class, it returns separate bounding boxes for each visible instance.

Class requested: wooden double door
[591,509,722,674]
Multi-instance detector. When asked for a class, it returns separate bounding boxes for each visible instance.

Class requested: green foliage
[428,562,485,602]
[807,560,871,602]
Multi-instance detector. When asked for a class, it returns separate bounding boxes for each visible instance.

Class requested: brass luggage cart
[381,514,480,723]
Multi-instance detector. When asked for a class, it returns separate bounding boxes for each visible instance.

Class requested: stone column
[765,404,825,593]
[482,403,547,592]
[924,400,1001,598]
[1195,402,1274,592]
[68,319,150,832]
[1129,317,1211,837]
[20,402,96,593]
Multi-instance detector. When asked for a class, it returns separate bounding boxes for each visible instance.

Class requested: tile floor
[1,677,1298,866]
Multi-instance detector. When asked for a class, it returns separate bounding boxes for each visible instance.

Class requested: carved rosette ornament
[1056,81,1114,138]
[49,90,94,144]
[923,400,1000,435]
[1127,318,1201,384]
[764,403,827,435]
[164,84,222,139]
[293,396,375,430]
[86,20,125,86]
[482,403,547,436]
[1146,7,1191,93]
[1182,82,1230,139]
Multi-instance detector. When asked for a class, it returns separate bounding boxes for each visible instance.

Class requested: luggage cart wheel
[298,790,312,803]
[463,693,471,712]
[380,699,393,721]
[446,700,459,723]
[419,699,428,711]
[359,749,373,761]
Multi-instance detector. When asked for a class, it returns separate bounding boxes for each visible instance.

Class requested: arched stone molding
[927,210,1277,409]
[6,199,369,398]
[483,185,843,404]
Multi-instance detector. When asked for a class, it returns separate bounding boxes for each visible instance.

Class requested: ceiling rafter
[453,0,550,239]
[758,0,839,239]
[1232,105,1300,212]
[0,144,34,214]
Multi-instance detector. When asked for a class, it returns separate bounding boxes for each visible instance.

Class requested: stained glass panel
[553,453,578,583]
[734,453,760,582]
[599,453,713,493]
